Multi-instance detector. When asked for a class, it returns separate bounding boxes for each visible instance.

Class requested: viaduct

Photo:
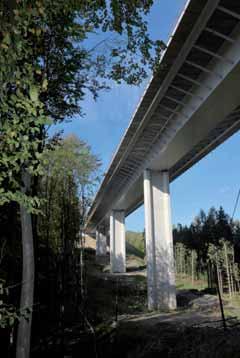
[86,0,240,310]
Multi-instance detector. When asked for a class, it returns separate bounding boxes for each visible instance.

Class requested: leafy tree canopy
[0,0,164,210]
[39,134,100,252]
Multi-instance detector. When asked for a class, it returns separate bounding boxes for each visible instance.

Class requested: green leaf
[42,78,48,91]
[9,316,15,326]
[3,32,11,46]
[29,85,39,102]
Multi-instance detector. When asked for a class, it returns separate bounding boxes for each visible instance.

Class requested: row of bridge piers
[95,170,176,310]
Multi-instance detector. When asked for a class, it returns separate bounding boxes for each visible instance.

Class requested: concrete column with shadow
[110,210,126,273]
[144,169,176,310]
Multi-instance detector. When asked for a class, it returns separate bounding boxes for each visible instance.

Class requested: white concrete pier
[96,230,107,257]
[86,0,240,312]
[110,210,126,273]
[144,170,176,310]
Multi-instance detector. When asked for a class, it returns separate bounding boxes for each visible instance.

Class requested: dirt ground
[32,248,240,357]
[82,249,240,358]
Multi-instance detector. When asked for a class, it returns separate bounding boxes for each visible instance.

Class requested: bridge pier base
[144,170,176,311]
[96,230,107,257]
[110,210,126,273]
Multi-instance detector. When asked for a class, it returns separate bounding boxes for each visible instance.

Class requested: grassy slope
[126,231,209,290]
[126,231,145,259]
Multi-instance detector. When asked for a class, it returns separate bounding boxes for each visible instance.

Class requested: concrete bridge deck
[86,0,240,310]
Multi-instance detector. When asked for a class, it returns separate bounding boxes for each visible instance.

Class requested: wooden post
[214,264,227,331]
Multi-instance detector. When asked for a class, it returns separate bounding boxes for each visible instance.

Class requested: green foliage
[39,135,100,252]
[174,206,234,262]
[0,3,163,352]
[42,135,100,189]
[0,0,164,211]
[174,206,240,294]
[0,2,51,210]
[0,280,30,329]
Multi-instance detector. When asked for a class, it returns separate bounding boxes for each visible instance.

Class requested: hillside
[126,231,145,259]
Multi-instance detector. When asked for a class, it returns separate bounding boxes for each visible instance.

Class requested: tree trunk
[219,269,223,296]
[208,263,212,289]
[233,264,240,293]
[230,263,235,296]
[224,242,232,298]
[191,251,194,286]
[210,263,213,289]
[216,263,221,295]
[180,247,183,278]
[16,172,35,358]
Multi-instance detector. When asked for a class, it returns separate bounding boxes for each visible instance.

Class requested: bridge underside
[88,0,240,310]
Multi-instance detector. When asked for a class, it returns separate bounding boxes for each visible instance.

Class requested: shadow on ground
[32,248,240,358]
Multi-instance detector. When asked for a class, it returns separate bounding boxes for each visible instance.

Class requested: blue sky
[52,0,240,231]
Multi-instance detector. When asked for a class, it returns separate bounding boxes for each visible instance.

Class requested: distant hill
[126,230,145,259]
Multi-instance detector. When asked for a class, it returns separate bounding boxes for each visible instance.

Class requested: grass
[126,231,145,259]
[175,274,240,320]
[222,294,240,319]
[176,274,208,291]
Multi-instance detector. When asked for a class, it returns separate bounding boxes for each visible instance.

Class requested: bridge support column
[144,170,176,311]
[96,229,107,257]
[110,210,126,273]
